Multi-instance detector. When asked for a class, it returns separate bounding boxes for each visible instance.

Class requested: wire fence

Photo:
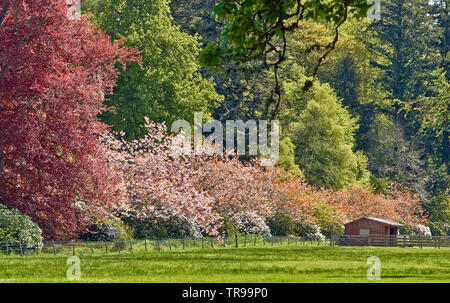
[0,234,331,256]
[1,234,448,257]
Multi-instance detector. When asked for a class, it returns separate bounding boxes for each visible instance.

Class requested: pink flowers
[103,121,220,236]
[104,121,425,237]
[104,120,281,236]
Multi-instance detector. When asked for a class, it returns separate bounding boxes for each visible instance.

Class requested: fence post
[6,241,9,255]
[168,238,171,251]
[181,231,185,249]
[52,240,56,255]
[144,239,147,252]
[89,242,93,254]
[130,239,133,250]
[158,238,161,251]
[104,240,108,253]
[210,237,213,248]
[244,234,247,247]
[272,236,274,246]
[202,237,204,249]
[254,234,257,246]
[403,236,406,248]
[235,234,238,248]
[368,235,371,246]
[72,242,75,256]
[19,242,24,256]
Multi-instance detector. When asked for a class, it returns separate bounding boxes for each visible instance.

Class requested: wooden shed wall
[344,218,393,236]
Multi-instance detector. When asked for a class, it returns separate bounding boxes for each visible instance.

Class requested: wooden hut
[341,217,404,246]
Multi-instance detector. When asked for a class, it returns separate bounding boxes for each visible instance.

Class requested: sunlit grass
[0,244,448,282]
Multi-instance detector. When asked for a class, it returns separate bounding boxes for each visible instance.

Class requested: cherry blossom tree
[103,120,221,237]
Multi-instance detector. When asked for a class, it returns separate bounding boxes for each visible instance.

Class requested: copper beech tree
[0,0,139,238]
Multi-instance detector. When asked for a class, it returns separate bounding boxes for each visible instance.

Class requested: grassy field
[0,244,449,283]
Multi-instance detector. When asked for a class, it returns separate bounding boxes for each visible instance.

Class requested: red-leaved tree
[0,0,139,239]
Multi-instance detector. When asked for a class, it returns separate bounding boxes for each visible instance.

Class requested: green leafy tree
[279,19,391,153]
[288,82,360,189]
[200,0,372,118]
[278,137,301,173]
[84,0,222,140]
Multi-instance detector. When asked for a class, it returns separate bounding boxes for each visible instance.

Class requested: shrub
[294,222,326,243]
[0,204,43,250]
[230,211,271,235]
[399,224,413,235]
[217,212,239,238]
[312,203,344,238]
[111,219,135,250]
[79,222,117,242]
[267,213,295,236]
[429,221,449,236]
[120,212,204,239]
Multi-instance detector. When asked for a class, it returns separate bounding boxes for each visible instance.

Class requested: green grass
[0,244,449,282]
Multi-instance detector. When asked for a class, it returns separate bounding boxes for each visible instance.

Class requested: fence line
[1,234,448,256]
[331,235,450,248]
[0,235,328,256]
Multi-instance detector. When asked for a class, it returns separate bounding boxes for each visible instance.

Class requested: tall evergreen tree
[365,0,442,107]
[429,0,449,80]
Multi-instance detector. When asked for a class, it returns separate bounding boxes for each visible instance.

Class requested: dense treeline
[86,0,448,236]
[165,0,449,235]
[0,0,447,242]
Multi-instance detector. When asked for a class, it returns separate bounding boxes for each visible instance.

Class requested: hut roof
[346,217,404,227]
